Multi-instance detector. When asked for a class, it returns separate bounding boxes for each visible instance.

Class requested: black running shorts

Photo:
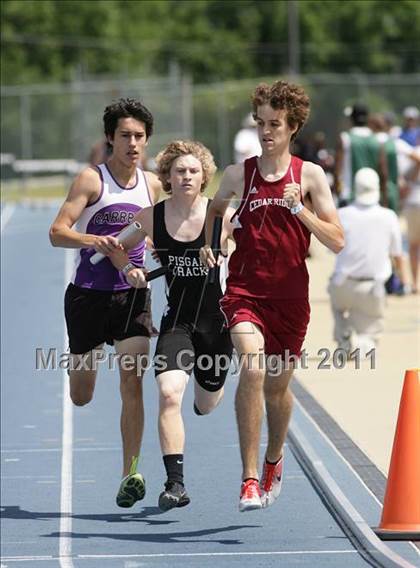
[65,283,152,354]
[154,314,233,392]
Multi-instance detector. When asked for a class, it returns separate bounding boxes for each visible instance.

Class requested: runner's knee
[120,373,142,400]
[70,387,94,406]
[69,370,96,406]
[264,380,289,398]
[195,388,223,415]
[239,366,265,386]
[159,379,186,410]
[264,370,293,398]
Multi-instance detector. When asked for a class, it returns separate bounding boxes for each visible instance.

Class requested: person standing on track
[333,103,387,207]
[328,167,406,357]
[200,80,345,512]
[49,98,161,508]
[108,140,234,512]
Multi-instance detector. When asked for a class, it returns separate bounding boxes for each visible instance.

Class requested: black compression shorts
[65,283,152,354]
[154,314,233,392]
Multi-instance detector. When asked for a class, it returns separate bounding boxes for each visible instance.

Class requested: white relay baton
[89,221,142,265]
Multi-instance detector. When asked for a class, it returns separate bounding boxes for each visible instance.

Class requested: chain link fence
[1,73,419,183]
[194,73,420,168]
[1,74,193,178]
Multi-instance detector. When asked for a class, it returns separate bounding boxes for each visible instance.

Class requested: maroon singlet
[226,155,311,300]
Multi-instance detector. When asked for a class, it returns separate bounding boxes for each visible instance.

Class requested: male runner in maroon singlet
[200,81,344,512]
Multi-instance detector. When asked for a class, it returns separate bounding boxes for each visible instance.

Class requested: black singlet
[152,199,225,322]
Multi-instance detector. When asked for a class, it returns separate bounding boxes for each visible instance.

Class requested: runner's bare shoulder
[68,165,102,204]
[220,163,245,198]
[144,170,162,204]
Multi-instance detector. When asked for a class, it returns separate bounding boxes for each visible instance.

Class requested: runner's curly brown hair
[251,81,310,140]
[156,140,217,194]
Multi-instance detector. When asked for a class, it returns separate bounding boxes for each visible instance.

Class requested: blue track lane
[2,206,380,567]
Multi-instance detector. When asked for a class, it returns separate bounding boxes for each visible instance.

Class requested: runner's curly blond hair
[156,140,217,194]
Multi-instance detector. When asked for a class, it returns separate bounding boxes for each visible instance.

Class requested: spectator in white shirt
[233,113,262,163]
[328,168,407,357]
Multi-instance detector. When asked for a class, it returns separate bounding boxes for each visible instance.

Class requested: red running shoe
[239,479,262,512]
[260,455,284,508]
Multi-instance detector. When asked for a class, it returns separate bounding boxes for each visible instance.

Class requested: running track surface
[1,204,418,568]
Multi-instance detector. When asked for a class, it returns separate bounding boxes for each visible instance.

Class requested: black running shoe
[193,402,203,415]
[158,481,190,512]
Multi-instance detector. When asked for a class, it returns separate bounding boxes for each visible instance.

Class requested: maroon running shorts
[220,293,310,357]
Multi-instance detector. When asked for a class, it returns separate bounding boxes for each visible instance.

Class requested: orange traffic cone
[375,368,420,540]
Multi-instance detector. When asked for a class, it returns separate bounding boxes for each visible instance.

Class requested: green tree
[1,0,419,85]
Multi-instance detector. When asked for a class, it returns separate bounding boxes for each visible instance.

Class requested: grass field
[1,172,222,203]
[2,185,67,202]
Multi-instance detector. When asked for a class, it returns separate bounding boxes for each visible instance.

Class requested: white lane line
[1,550,359,562]
[1,556,54,562]
[59,249,74,568]
[1,446,120,454]
[1,541,38,544]
[1,475,92,481]
[2,540,38,546]
[2,475,56,479]
[81,550,359,559]
[0,203,16,233]
[285,474,306,479]
[221,442,288,448]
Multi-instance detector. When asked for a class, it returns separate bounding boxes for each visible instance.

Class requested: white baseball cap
[354,168,380,206]
[403,106,419,119]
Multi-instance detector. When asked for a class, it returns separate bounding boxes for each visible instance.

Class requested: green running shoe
[116,456,146,508]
